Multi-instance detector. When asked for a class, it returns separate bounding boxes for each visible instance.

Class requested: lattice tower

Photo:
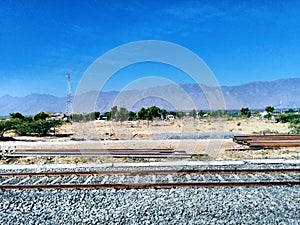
[65,72,73,115]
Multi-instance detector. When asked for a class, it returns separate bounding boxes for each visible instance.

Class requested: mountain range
[0,78,299,116]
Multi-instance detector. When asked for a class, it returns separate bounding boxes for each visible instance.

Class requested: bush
[211,110,227,118]
[275,114,300,123]
[289,123,300,134]
[276,113,300,134]
[15,120,62,136]
[10,112,24,120]
[70,114,84,122]
[32,112,50,121]
[0,119,22,138]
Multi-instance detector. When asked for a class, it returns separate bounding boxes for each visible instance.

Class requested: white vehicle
[166,115,175,120]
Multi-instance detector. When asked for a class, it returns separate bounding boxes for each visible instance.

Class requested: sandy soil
[60,117,290,140]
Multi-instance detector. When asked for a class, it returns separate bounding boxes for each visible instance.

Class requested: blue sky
[0,0,300,97]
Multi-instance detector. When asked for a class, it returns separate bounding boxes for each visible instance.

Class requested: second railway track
[1,168,299,190]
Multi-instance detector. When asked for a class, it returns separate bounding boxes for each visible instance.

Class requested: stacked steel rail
[4,148,207,158]
[0,168,299,190]
[233,134,300,149]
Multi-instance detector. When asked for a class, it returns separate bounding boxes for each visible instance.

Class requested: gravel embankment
[1,187,299,224]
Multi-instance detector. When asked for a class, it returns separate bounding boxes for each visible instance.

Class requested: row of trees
[70,112,100,122]
[70,106,213,123]
[0,112,62,138]
[2,105,299,137]
[240,106,275,118]
[66,105,297,124]
[72,106,280,123]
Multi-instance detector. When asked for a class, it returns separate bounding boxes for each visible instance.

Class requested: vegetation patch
[0,112,63,138]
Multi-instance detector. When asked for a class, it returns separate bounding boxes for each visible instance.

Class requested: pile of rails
[233,134,300,149]
[4,148,206,159]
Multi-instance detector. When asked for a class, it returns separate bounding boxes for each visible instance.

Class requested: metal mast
[65,72,73,116]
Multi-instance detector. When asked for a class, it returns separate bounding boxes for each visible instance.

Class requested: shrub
[9,112,24,120]
[32,112,50,121]
[275,114,300,123]
[289,123,300,134]
[0,119,22,138]
[15,120,62,136]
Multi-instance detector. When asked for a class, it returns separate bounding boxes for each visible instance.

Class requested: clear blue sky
[1,0,299,97]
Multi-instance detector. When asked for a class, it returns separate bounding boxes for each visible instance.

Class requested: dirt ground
[1,118,299,164]
[60,117,290,140]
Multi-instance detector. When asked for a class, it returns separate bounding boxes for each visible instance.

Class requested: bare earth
[1,118,299,164]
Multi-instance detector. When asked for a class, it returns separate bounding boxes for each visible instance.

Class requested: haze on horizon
[1,0,299,97]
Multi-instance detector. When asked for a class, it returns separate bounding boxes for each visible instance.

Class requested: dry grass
[218,148,300,160]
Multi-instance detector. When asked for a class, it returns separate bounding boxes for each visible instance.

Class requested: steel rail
[5,149,196,158]
[233,135,300,148]
[1,181,299,190]
[233,134,300,140]
[5,153,196,158]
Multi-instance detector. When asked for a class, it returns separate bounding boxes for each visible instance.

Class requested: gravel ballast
[1,187,299,224]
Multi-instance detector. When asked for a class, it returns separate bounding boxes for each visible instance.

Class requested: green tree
[190,109,197,118]
[83,112,100,121]
[70,114,84,122]
[128,111,137,121]
[110,106,118,120]
[265,106,274,114]
[102,111,111,120]
[115,107,129,122]
[146,106,161,120]
[94,111,100,120]
[198,110,205,118]
[211,110,227,118]
[264,106,274,120]
[160,109,167,119]
[176,111,185,118]
[32,112,50,121]
[0,119,22,138]
[137,107,147,120]
[10,112,24,120]
[240,107,251,118]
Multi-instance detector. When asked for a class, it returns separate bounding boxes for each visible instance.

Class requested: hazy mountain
[0,78,299,116]
[221,78,300,109]
[0,94,65,116]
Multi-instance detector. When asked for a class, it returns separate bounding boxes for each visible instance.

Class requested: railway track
[1,168,299,190]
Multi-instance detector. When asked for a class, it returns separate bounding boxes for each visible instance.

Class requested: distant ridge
[0,78,299,116]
